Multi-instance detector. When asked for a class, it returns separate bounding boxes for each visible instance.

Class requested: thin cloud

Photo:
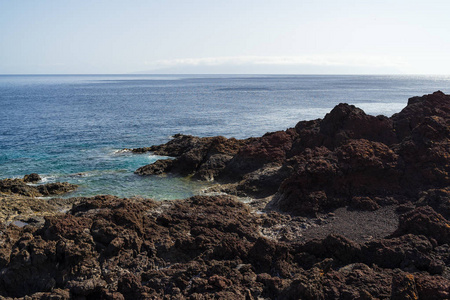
[145,55,408,69]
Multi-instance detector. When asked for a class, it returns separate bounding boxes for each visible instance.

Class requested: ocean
[1,74,449,199]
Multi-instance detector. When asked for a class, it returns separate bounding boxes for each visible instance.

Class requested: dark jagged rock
[392,90,450,140]
[37,182,78,196]
[225,130,298,175]
[349,196,381,211]
[276,92,448,213]
[319,103,397,148]
[23,173,41,183]
[416,188,450,219]
[391,273,419,300]
[415,273,450,299]
[132,91,449,216]
[0,177,77,198]
[361,234,435,271]
[271,139,403,216]
[0,195,261,298]
[135,158,174,175]
[0,178,42,197]
[134,134,247,180]
[1,194,450,298]
[392,206,450,245]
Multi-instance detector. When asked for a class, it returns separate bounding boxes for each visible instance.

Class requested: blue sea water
[1,74,450,199]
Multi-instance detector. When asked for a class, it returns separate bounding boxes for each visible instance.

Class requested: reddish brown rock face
[1,194,450,298]
[393,206,450,245]
[133,91,449,217]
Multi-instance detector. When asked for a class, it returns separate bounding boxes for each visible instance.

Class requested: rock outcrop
[134,134,247,181]
[0,174,77,198]
[0,194,449,299]
[134,91,449,216]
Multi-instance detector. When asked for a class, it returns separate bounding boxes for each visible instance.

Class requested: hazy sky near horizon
[1,0,450,74]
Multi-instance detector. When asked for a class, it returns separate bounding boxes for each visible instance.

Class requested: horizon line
[1,73,450,76]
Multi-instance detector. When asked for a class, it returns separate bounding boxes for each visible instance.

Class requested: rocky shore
[0,91,448,299]
[134,91,449,216]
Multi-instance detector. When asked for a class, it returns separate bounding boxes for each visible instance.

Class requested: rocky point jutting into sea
[0,91,448,299]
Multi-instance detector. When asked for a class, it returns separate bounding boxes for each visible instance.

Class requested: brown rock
[349,196,380,211]
[319,103,397,147]
[226,130,297,176]
[391,273,419,300]
[134,158,174,175]
[393,206,450,245]
[37,182,78,196]
[415,273,450,300]
[134,134,247,179]
[23,173,41,183]
[392,91,450,140]
[131,92,449,214]
[0,177,77,198]
[0,193,449,299]
[416,188,450,219]
[362,234,434,271]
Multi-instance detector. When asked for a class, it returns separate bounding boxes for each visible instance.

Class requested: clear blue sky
[1,0,449,74]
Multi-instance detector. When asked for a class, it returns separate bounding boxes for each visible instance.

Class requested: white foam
[39,175,56,183]
[148,154,173,159]
[112,149,132,155]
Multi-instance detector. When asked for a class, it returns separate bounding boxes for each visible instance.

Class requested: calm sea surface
[1,74,449,199]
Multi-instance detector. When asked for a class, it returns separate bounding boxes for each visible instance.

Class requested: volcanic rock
[133,91,449,217]
[0,177,77,198]
[0,193,449,298]
[390,272,419,300]
[416,188,450,219]
[135,158,174,175]
[392,206,450,245]
[23,173,41,183]
[134,135,247,181]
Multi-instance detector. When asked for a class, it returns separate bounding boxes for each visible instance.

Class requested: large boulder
[392,90,450,140]
[392,206,450,245]
[23,173,41,183]
[319,103,397,147]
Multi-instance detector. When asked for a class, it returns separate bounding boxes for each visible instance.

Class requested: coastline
[3,74,449,199]
[0,91,448,299]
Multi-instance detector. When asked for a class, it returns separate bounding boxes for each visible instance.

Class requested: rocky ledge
[0,92,448,299]
[0,174,78,198]
[0,174,79,227]
[134,91,449,216]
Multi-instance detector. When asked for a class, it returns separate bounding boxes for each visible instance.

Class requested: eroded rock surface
[134,135,247,181]
[0,195,449,299]
[134,91,450,216]
[0,174,79,226]
[0,174,77,198]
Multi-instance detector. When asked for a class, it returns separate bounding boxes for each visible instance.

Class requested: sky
[1,0,449,74]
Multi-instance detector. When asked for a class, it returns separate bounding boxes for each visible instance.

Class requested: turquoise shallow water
[1,74,450,199]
